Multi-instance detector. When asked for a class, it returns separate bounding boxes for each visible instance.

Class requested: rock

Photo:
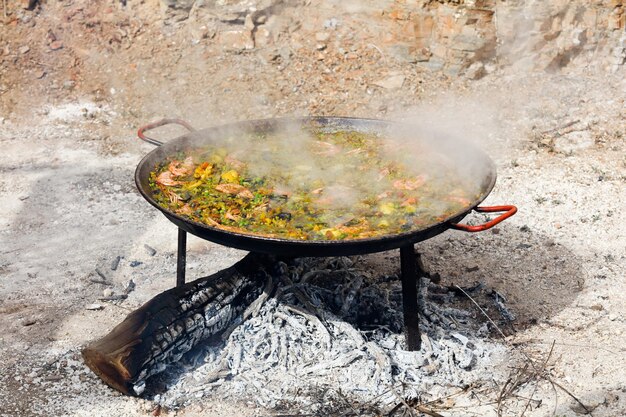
[423,362,439,375]
[35,69,46,79]
[216,12,243,24]
[124,279,136,295]
[103,288,114,297]
[255,27,272,48]
[85,304,104,311]
[569,397,602,415]
[372,74,405,89]
[219,29,254,51]
[63,80,75,90]
[49,41,63,51]
[456,347,477,370]
[19,46,30,54]
[21,318,37,326]
[279,46,291,61]
[417,58,445,72]
[110,256,121,271]
[465,62,485,80]
[387,44,418,64]
[415,47,432,62]
[244,14,255,31]
[315,32,330,42]
[324,18,340,29]
[444,64,464,77]
[144,244,157,256]
[554,130,594,154]
[161,0,194,11]
[95,268,109,282]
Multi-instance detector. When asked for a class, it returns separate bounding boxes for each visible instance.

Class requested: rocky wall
[162,0,626,77]
[383,0,626,76]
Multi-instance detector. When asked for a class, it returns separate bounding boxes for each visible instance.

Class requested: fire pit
[82,117,516,395]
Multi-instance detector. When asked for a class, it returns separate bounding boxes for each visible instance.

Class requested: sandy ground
[1,1,625,416]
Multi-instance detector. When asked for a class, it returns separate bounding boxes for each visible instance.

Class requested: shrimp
[168,156,194,177]
[215,183,254,199]
[393,176,426,191]
[156,171,180,186]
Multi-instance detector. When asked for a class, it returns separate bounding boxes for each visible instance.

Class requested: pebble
[465,61,485,80]
[99,294,128,301]
[85,303,104,311]
[110,256,121,271]
[19,46,30,54]
[144,244,157,256]
[103,288,114,297]
[372,74,405,90]
[456,348,477,370]
[554,131,594,154]
[21,318,37,327]
[35,69,46,79]
[49,40,63,51]
[570,397,602,414]
[423,362,439,375]
[323,18,339,29]
[130,260,142,267]
[315,32,330,42]
[219,29,254,51]
[451,332,469,346]
[95,268,109,282]
[124,279,136,294]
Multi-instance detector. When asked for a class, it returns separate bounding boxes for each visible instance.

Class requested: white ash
[149,257,508,413]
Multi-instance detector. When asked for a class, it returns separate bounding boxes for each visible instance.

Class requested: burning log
[82,253,274,396]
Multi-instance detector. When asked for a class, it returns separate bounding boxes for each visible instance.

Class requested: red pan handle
[451,205,517,232]
[137,119,196,146]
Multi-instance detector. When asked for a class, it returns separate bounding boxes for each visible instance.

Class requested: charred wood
[82,253,274,395]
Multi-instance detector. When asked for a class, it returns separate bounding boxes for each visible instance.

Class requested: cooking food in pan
[148,129,478,240]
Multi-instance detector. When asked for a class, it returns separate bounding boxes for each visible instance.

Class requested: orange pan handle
[137,119,196,146]
[451,205,517,232]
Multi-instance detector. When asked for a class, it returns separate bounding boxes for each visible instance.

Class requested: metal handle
[451,205,517,232]
[137,119,196,146]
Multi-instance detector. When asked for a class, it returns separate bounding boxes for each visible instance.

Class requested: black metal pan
[135,117,516,257]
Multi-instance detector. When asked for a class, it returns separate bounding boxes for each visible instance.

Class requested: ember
[145,256,508,413]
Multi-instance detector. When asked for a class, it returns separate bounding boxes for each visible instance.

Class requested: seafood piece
[169,157,194,177]
[215,183,254,199]
[393,176,426,190]
[177,204,193,215]
[156,171,181,186]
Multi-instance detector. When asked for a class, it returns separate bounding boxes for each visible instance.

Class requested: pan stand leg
[176,228,187,288]
[400,244,422,351]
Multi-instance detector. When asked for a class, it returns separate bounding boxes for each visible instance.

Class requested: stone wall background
[162,0,626,77]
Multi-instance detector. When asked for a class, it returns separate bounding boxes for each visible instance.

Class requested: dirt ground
[1,1,625,416]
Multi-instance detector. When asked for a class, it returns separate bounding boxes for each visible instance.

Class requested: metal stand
[175,230,423,350]
[400,244,422,351]
[176,228,187,288]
